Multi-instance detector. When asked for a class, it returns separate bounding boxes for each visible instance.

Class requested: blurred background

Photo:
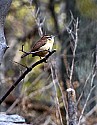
[0,0,97,124]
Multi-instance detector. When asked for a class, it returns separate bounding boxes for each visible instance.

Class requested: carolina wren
[21,35,55,58]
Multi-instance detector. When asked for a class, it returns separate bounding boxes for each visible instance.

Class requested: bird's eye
[48,38,51,40]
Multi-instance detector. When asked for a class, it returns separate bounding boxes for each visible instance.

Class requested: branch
[0,50,56,104]
[50,60,68,124]
[66,16,79,87]
[66,88,78,125]
[77,64,96,105]
[31,4,45,37]
[78,85,96,125]
[78,72,96,125]
[50,62,64,125]
[66,14,79,125]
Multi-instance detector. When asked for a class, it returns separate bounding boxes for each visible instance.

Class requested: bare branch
[51,60,68,123]
[78,72,96,125]
[77,64,96,105]
[50,61,64,125]
[66,88,78,125]
[29,82,53,98]
[30,5,45,37]
[0,50,56,104]
[68,18,79,86]
[66,14,79,125]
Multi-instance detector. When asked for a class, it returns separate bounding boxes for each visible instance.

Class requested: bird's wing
[31,37,47,51]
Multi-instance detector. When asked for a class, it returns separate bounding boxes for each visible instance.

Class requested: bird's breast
[40,41,54,51]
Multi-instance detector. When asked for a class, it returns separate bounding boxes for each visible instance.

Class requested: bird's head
[45,35,55,44]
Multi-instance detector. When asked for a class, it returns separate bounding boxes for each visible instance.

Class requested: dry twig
[78,71,96,125]
[50,61,64,125]
[66,14,79,125]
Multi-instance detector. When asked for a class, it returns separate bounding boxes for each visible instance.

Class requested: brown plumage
[21,35,55,58]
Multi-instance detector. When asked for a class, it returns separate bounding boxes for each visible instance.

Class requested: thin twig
[69,18,79,86]
[78,72,96,125]
[6,70,51,113]
[31,6,45,36]
[6,94,23,114]
[53,60,68,123]
[77,74,91,106]
[50,62,64,125]
[25,72,50,93]
[13,60,28,69]
[85,103,97,119]
[77,64,96,105]
[29,82,53,98]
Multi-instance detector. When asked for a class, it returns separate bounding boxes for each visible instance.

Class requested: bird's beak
[53,34,58,37]
[51,35,55,38]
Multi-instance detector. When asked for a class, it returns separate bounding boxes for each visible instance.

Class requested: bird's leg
[47,48,51,54]
[43,49,51,63]
[48,49,56,54]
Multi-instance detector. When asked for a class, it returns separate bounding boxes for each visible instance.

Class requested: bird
[21,35,55,58]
